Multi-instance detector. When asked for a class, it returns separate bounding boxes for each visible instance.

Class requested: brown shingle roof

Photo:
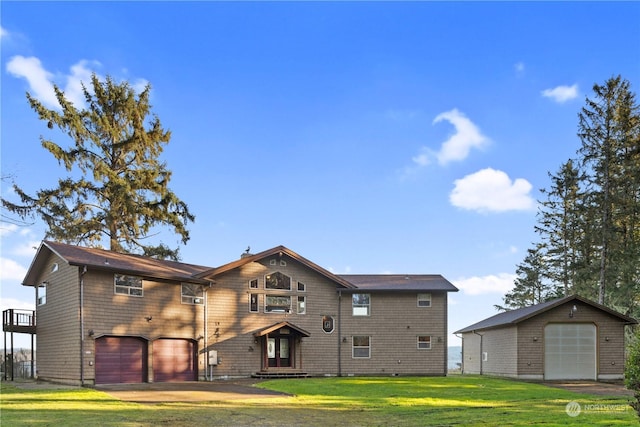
[23,241,211,286]
[338,274,458,292]
[454,294,637,334]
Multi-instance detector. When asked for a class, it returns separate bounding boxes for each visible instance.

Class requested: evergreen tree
[495,245,560,311]
[534,160,584,296]
[2,74,194,260]
[578,75,640,305]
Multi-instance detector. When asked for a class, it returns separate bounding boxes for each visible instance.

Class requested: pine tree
[2,74,194,260]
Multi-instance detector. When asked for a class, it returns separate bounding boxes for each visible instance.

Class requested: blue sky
[2,1,639,349]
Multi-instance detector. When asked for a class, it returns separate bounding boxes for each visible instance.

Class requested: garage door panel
[544,323,596,380]
[95,337,146,384]
[153,339,197,382]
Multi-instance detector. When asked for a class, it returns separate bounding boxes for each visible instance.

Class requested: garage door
[95,337,147,384]
[544,323,596,380]
[153,338,197,382]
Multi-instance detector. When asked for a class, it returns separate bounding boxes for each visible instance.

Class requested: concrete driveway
[95,379,291,403]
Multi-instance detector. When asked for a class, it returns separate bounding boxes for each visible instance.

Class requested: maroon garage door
[95,337,147,384]
[153,338,197,382]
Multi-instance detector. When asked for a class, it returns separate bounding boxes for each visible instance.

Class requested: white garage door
[544,323,596,380]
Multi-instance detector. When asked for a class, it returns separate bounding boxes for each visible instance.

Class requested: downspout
[204,282,211,381]
[454,333,463,374]
[79,265,87,386]
[472,330,484,375]
[337,290,342,377]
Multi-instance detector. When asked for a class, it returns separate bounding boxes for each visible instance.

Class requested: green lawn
[1,376,637,426]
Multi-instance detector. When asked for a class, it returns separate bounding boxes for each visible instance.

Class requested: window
[482,352,488,362]
[352,293,370,316]
[249,294,259,312]
[249,279,258,289]
[114,274,143,297]
[417,293,431,307]
[37,282,47,306]
[297,281,306,292]
[50,263,59,273]
[265,272,291,290]
[265,295,291,313]
[181,283,204,305]
[352,336,371,358]
[297,296,306,314]
[417,336,431,350]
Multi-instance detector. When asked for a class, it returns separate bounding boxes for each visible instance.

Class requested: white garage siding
[544,323,596,380]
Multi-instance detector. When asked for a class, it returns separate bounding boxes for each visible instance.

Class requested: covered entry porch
[252,321,310,378]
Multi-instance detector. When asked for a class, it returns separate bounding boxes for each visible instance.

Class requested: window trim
[417,335,432,350]
[37,282,47,306]
[417,293,432,307]
[352,293,371,316]
[249,293,259,313]
[264,271,292,291]
[264,294,292,313]
[181,283,204,305]
[297,281,306,292]
[249,278,259,289]
[114,274,143,297]
[297,295,306,314]
[352,336,371,359]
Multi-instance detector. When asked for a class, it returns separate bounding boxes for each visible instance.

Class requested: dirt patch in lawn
[94,379,290,403]
[542,380,633,397]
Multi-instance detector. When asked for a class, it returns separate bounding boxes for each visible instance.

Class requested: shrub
[625,327,640,419]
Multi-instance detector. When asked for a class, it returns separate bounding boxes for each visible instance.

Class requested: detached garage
[455,295,636,381]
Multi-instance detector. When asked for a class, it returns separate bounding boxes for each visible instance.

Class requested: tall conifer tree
[2,74,194,260]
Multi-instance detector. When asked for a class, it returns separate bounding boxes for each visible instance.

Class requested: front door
[267,337,291,368]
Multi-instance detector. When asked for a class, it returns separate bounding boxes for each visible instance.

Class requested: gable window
[417,293,431,307]
[38,282,47,306]
[265,295,291,313]
[249,279,259,289]
[181,283,204,305]
[249,294,259,312]
[417,336,431,350]
[352,336,371,358]
[297,281,306,292]
[352,293,370,316]
[265,272,291,290]
[297,296,306,314]
[115,274,143,297]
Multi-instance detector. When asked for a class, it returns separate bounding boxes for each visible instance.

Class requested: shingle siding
[35,253,81,384]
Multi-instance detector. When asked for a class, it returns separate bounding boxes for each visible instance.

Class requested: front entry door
[267,337,291,367]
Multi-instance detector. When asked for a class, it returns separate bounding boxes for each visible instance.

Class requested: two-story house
[19,241,458,385]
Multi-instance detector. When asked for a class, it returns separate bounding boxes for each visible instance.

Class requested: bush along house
[17,241,458,385]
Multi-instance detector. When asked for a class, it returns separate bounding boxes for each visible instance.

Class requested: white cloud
[514,62,525,73]
[64,60,102,106]
[411,109,489,167]
[6,56,147,110]
[12,240,40,257]
[541,84,578,103]
[450,168,535,213]
[0,223,19,237]
[6,55,58,108]
[454,273,516,296]
[1,25,8,39]
[0,257,28,282]
[0,297,34,312]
